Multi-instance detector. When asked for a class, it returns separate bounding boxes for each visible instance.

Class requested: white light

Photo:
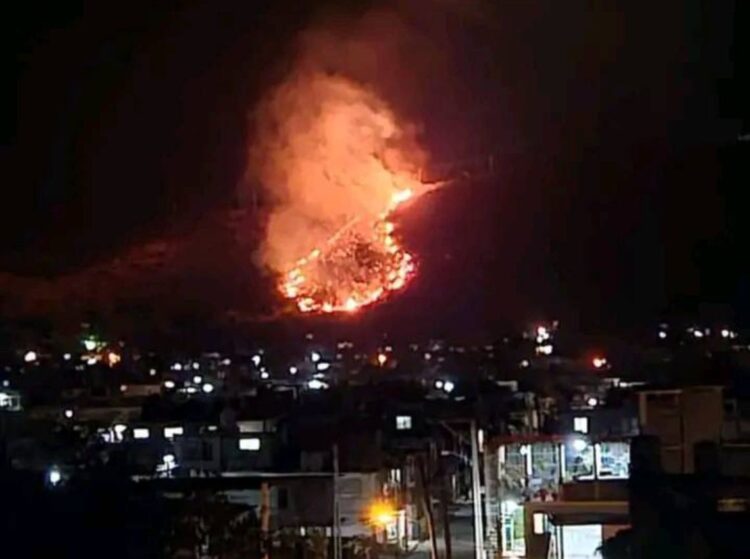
[658,331,667,339]
[721,329,730,339]
[592,357,607,369]
[693,330,704,339]
[519,359,530,368]
[48,467,62,486]
[502,499,519,514]
[164,426,184,439]
[24,351,37,363]
[64,409,73,419]
[519,445,530,456]
[63,353,72,361]
[133,428,150,439]
[87,357,98,366]
[307,379,327,390]
[161,454,177,472]
[573,416,589,434]
[434,380,444,389]
[251,354,261,367]
[163,380,176,389]
[114,424,127,435]
[572,438,588,452]
[396,415,413,430]
[172,363,182,371]
[222,358,231,366]
[316,362,331,371]
[536,344,553,355]
[289,366,298,375]
[193,375,202,384]
[587,397,598,407]
[239,437,261,451]
[260,371,269,379]
[185,386,197,394]
[120,384,128,393]
[192,362,200,370]
[202,383,214,394]
[443,381,455,393]
[83,339,97,351]
[311,351,321,363]
[149,368,157,376]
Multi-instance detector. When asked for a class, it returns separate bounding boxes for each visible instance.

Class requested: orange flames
[251,70,430,315]
[280,188,417,313]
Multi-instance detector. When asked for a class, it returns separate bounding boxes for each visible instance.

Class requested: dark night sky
[1,0,748,339]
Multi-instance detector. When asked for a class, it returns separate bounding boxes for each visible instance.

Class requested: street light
[369,500,396,527]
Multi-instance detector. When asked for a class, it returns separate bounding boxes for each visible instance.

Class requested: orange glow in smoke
[252,70,433,315]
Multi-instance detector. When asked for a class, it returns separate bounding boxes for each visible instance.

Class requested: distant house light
[307,379,327,390]
[64,409,74,419]
[83,339,97,352]
[202,383,214,394]
[658,331,667,339]
[592,356,607,369]
[222,358,231,366]
[163,380,176,389]
[193,375,203,384]
[251,354,262,367]
[396,415,412,431]
[164,426,184,439]
[316,362,331,371]
[63,353,72,361]
[311,351,321,363]
[587,397,598,407]
[260,371,270,380]
[192,362,200,370]
[133,428,150,440]
[434,380,444,389]
[24,351,37,363]
[239,437,261,451]
[48,467,62,487]
[172,363,182,371]
[149,368,157,376]
[573,416,589,434]
[289,366,298,375]
[443,380,455,393]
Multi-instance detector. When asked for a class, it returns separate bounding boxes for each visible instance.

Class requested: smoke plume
[248,13,428,281]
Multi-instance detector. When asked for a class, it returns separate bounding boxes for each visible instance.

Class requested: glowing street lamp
[377,353,387,367]
[369,500,396,527]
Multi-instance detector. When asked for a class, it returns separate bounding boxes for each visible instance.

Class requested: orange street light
[369,500,396,527]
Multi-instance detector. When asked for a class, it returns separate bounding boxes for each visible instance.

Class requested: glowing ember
[280,189,417,313]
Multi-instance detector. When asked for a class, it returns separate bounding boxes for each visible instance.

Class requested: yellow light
[369,500,396,526]
[108,352,121,366]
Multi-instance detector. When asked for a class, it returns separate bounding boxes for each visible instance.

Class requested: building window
[164,426,184,439]
[501,500,525,556]
[596,442,630,479]
[533,512,546,535]
[573,416,589,434]
[239,437,261,451]
[396,415,412,430]
[133,428,150,440]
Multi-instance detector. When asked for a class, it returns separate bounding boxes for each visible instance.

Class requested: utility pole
[439,464,453,559]
[417,455,439,559]
[332,444,342,559]
[470,421,485,559]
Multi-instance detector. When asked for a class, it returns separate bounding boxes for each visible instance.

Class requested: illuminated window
[573,416,589,434]
[164,426,184,439]
[239,437,261,451]
[133,428,150,440]
[533,512,546,535]
[396,415,412,430]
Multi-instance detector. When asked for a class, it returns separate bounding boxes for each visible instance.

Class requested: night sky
[2,1,748,339]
